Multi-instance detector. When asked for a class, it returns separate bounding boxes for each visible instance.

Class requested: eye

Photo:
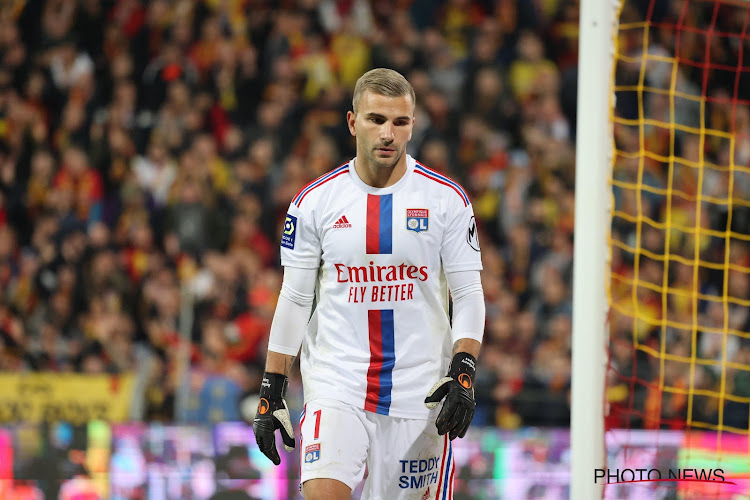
[370,117,384,124]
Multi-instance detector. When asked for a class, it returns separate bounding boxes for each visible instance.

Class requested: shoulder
[292,161,351,208]
[412,161,470,207]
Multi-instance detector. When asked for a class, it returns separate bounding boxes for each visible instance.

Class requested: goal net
[573,0,750,498]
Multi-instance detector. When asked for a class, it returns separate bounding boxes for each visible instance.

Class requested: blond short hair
[352,68,416,114]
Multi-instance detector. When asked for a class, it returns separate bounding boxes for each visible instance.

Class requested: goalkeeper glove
[252,372,295,465]
[424,352,477,440]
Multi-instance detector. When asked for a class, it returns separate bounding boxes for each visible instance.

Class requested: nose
[380,123,394,143]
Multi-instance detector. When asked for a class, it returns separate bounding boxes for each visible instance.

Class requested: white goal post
[571,0,621,497]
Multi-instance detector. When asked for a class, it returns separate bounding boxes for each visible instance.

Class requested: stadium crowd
[0,0,743,432]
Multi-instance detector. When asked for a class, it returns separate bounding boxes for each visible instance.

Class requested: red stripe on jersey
[414,169,469,207]
[342,215,349,223]
[366,194,380,254]
[448,461,455,499]
[296,169,349,207]
[435,434,448,500]
[292,162,349,204]
[415,162,470,205]
[299,404,306,479]
[365,310,383,413]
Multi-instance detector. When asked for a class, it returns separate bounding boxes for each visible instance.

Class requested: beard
[361,141,404,170]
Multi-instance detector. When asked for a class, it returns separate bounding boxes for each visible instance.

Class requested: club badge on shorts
[406,209,429,233]
[304,443,320,463]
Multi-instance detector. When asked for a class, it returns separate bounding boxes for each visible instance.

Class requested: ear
[346,111,356,137]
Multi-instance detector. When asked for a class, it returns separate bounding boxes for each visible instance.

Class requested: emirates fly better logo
[335,261,427,303]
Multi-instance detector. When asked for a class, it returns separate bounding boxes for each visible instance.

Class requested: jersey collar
[348,154,415,195]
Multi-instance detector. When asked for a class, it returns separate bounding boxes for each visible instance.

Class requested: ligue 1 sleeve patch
[281,214,297,249]
[406,208,429,233]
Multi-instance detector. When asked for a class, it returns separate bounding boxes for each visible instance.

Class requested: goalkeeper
[242,68,485,499]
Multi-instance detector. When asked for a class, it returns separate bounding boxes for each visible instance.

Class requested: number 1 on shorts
[314,409,321,439]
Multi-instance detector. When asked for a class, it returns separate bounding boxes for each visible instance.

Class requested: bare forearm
[265,351,296,376]
[453,338,481,358]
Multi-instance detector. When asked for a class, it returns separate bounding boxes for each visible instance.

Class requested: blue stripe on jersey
[379,194,393,254]
[441,443,453,499]
[415,163,470,206]
[293,164,349,205]
[377,309,395,415]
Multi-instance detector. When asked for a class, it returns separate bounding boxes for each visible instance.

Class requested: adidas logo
[333,215,352,229]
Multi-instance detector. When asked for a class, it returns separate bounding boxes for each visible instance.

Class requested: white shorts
[299,398,455,500]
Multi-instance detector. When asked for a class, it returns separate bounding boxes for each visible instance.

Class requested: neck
[355,154,408,188]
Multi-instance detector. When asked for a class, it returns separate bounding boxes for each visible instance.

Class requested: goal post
[573,0,750,497]
[571,0,621,497]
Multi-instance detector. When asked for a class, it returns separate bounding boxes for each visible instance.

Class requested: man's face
[347,90,415,170]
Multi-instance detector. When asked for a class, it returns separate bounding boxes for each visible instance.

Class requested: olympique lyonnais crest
[305,443,320,463]
[406,209,429,233]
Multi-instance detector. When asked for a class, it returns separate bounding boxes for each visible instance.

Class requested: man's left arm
[425,269,485,439]
[453,338,481,358]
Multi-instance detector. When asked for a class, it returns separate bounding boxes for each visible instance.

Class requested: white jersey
[280,155,482,419]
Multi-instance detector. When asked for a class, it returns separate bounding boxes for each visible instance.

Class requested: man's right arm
[265,266,318,359]
[264,350,296,377]
[250,265,317,465]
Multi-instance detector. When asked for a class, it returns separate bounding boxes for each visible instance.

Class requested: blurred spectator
[131,136,177,207]
[509,30,558,103]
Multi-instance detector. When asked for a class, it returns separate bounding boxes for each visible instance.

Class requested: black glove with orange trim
[252,372,295,465]
[424,352,476,440]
